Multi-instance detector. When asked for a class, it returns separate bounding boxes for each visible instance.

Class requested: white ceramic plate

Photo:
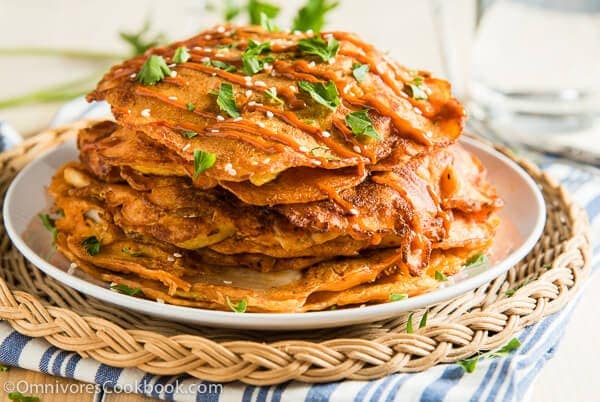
[3,137,546,330]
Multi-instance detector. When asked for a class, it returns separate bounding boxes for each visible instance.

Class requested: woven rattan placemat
[0,121,591,385]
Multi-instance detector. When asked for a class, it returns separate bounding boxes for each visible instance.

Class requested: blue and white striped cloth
[0,98,598,402]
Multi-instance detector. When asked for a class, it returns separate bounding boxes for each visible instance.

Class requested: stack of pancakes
[48,25,502,312]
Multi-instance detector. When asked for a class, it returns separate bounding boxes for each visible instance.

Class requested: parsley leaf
[216,82,240,117]
[210,60,237,72]
[8,391,40,402]
[119,20,165,56]
[137,55,171,85]
[81,236,101,256]
[465,253,488,268]
[293,0,339,32]
[241,40,272,75]
[406,312,414,333]
[0,364,9,372]
[505,279,534,297]
[264,87,284,104]
[297,36,339,62]
[389,293,408,302]
[248,0,280,25]
[39,213,58,240]
[435,270,448,281]
[345,109,382,140]
[181,130,198,139]
[122,247,145,257]
[352,63,369,83]
[226,296,248,313]
[224,0,242,21]
[194,149,217,178]
[406,76,428,100]
[419,308,429,328]
[173,46,190,63]
[310,146,340,161]
[298,80,340,111]
[111,283,142,296]
[457,338,521,373]
[186,102,196,112]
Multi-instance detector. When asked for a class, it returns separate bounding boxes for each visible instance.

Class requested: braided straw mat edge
[0,120,591,385]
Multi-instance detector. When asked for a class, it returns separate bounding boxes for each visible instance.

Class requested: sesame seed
[204,34,212,40]
[170,71,177,78]
[343,84,352,94]
[211,72,217,76]
[312,160,322,165]
[265,110,274,118]
[289,85,297,93]
[168,96,178,100]
[182,143,191,151]
[328,57,335,64]
[299,146,309,153]
[245,89,253,97]
[263,63,272,71]
[323,33,333,40]
[201,56,210,63]
[223,280,233,285]
[413,107,422,115]
[141,108,151,117]
[251,160,259,166]
[308,61,316,68]
[321,130,331,138]
[216,26,226,33]
[399,91,408,98]
[233,117,243,122]
[204,47,212,52]
[248,101,257,106]
[168,63,176,68]
[263,157,271,163]
[352,224,361,231]
[173,252,183,258]
[425,131,433,138]
[216,115,225,121]
[257,122,265,128]
[349,208,360,216]
[353,145,362,153]
[156,298,165,304]
[129,73,136,79]
[167,256,175,262]
[210,129,220,133]
[254,80,267,87]
[244,76,252,82]
[293,30,302,35]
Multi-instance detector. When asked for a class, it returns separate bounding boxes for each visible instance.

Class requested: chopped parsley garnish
[186,102,196,112]
[181,130,198,139]
[297,36,339,62]
[457,338,521,373]
[435,270,448,281]
[345,109,382,140]
[173,46,190,63]
[111,283,142,296]
[389,293,408,302]
[226,296,248,313]
[137,55,171,85]
[216,82,240,117]
[122,247,145,257]
[292,0,339,32]
[406,309,428,333]
[208,59,237,72]
[298,80,340,111]
[81,236,101,256]
[264,87,284,104]
[406,76,428,100]
[8,391,39,402]
[241,40,272,75]
[193,149,217,178]
[248,0,280,25]
[260,12,279,32]
[224,0,242,21]
[505,279,534,297]
[0,364,9,372]
[465,253,488,268]
[39,213,58,240]
[352,63,369,83]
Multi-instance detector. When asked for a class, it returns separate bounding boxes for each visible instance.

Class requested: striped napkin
[0,98,598,402]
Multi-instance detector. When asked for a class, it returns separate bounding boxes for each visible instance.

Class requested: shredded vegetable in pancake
[42,24,502,312]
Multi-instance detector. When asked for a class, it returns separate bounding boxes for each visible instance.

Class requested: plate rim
[2,136,546,330]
